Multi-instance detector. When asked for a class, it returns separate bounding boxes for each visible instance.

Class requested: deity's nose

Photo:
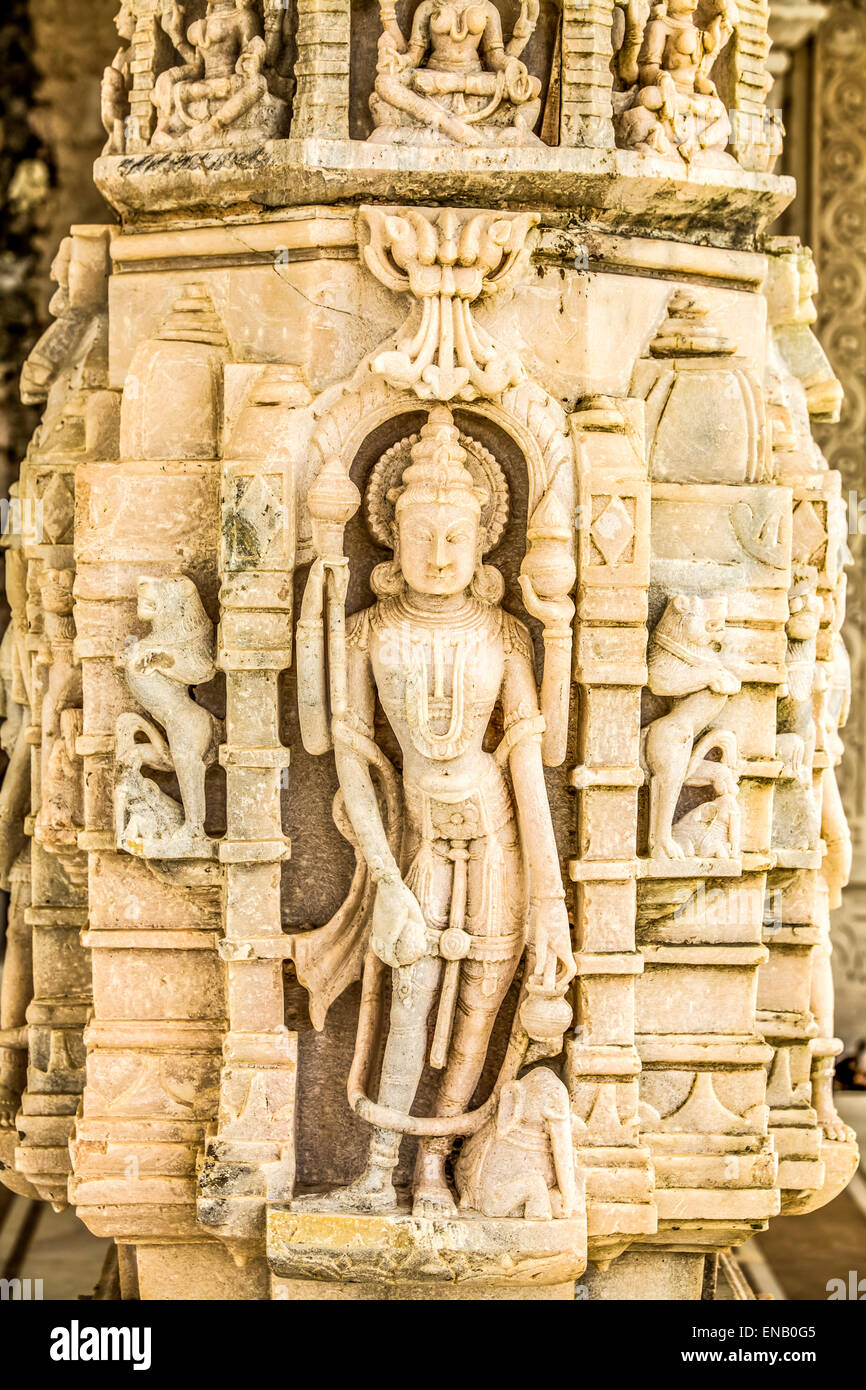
[434,532,449,568]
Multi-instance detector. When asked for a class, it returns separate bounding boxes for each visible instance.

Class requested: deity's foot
[818,1109,856,1144]
[412,1176,458,1219]
[290,1170,398,1214]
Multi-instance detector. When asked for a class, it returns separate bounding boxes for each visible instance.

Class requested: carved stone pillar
[559,0,615,149]
[290,0,350,140]
[0,0,858,1303]
[567,396,655,1263]
[197,366,306,1262]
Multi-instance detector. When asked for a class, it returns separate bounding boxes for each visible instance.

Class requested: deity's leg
[413,954,520,1216]
[414,832,524,1214]
[373,75,482,145]
[293,953,442,1212]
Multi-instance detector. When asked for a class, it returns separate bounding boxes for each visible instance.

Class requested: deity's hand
[371,875,428,969]
[626,0,651,36]
[715,0,739,29]
[502,56,533,105]
[377,33,414,75]
[512,0,540,43]
[529,895,576,985]
[160,0,186,45]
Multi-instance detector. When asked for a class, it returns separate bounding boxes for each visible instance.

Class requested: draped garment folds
[291,598,538,1028]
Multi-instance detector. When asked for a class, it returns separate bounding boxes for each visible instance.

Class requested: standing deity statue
[370,0,543,147]
[293,407,576,1217]
[613,0,737,166]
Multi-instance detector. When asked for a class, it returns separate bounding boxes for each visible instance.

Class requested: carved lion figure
[643,594,741,860]
[119,575,219,853]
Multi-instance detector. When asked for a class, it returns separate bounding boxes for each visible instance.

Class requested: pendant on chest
[404,631,478,761]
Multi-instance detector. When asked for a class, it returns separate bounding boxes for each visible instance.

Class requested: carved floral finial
[308,455,361,564]
[363,207,539,403]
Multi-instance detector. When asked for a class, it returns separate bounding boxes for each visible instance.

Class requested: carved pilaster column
[69,281,228,1295]
[290,0,351,140]
[567,396,656,1263]
[725,0,780,170]
[560,0,615,149]
[125,0,163,152]
[9,225,112,1208]
[197,366,308,1263]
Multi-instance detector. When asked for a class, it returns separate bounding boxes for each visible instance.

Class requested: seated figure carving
[613,0,738,168]
[152,0,290,151]
[100,0,136,154]
[370,0,543,147]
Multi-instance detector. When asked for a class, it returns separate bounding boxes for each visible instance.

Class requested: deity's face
[668,0,699,17]
[115,2,135,40]
[396,498,480,598]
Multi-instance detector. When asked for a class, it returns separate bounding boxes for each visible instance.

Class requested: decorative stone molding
[361,206,540,402]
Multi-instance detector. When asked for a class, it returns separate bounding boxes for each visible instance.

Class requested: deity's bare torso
[358,594,511,789]
[421,1,496,73]
[189,2,258,82]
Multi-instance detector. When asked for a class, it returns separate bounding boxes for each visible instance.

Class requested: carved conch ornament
[362,207,540,402]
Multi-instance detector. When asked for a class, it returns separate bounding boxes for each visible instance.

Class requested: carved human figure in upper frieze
[100,0,136,155]
[115,575,221,860]
[151,0,292,150]
[613,0,738,167]
[292,407,576,1218]
[642,593,741,862]
[370,0,543,146]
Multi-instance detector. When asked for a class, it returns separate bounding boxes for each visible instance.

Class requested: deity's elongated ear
[370,560,404,599]
[470,564,504,605]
